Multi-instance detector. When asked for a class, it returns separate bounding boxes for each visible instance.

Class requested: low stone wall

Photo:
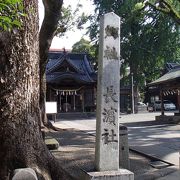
[155,115,180,124]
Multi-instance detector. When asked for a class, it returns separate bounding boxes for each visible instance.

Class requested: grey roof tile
[46,52,97,84]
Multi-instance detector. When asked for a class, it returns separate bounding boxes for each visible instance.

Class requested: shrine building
[46,50,97,113]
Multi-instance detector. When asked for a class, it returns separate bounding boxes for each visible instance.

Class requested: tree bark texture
[0,1,71,179]
[39,0,63,126]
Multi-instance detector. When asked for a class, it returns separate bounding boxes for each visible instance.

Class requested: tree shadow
[123,120,180,166]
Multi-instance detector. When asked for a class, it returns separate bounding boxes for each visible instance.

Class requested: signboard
[45,102,57,114]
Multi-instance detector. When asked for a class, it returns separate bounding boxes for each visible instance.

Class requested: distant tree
[89,0,179,111]
[72,38,96,56]
[55,3,89,37]
[72,38,98,70]
[90,0,180,85]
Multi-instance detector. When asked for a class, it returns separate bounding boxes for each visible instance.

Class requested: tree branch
[39,0,63,70]
[145,0,180,24]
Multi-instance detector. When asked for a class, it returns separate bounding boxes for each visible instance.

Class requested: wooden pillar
[177,89,180,113]
[47,86,52,101]
[94,86,97,106]
[56,90,58,109]
[160,88,164,115]
[65,92,68,112]
[82,89,85,112]
[59,92,62,111]
[73,93,76,111]
[48,87,51,100]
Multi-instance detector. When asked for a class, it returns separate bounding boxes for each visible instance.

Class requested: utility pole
[131,73,135,114]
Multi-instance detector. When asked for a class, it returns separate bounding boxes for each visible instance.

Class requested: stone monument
[95,12,120,171]
[79,12,133,180]
[92,12,134,180]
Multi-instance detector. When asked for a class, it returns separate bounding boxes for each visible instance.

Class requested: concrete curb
[135,166,177,180]
[129,148,177,180]
[129,148,174,166]
[130,147,177,179]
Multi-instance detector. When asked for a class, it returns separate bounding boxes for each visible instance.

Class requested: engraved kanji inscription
[102,107,117,125]
[105,25,119,39]
[104,86,118,103]
[102,129,118,144]
[104,46,118,60]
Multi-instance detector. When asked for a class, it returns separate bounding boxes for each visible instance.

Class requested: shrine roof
[165,62,180,72]
[46,51,97,85]
[148,65,180,86]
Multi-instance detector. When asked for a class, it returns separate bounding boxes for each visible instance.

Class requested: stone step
[45,136,59,150]
[56,112,95,120]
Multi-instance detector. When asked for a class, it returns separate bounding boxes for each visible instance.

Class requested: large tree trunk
[0,1,70,179]
[39,0,63,126]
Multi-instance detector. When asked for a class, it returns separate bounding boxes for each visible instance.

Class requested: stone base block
[81,169,134,180]
[45,136,59,150]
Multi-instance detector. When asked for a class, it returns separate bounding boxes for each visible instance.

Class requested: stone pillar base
[80,169,134,180]
[119,125,130,170]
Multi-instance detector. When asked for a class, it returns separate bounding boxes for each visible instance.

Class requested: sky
[38,0,95,50]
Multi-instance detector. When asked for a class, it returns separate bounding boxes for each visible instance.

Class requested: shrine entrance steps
[56,112,96,120]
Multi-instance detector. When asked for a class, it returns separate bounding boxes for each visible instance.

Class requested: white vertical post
[95,12,120,171]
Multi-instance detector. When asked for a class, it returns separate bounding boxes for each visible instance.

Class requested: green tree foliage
[72,38,98,69]
[0,0,25,30]
[135,0,180,25]
[90,0,180,89]
[55,3,89,37]
[72,38,96,57]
